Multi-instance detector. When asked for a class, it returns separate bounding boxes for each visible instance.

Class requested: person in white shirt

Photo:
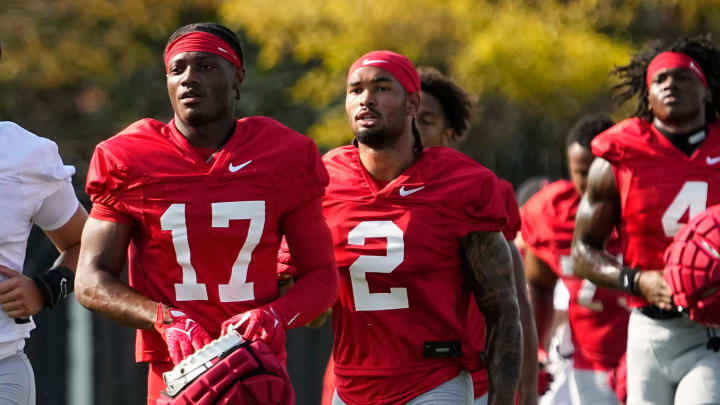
[0,42,88,405]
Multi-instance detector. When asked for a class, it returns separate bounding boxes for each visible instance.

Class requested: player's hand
[222,306,286,358]
[0,265,45,318]
[154,304,212,365]
[636,270,673,310]
[537,349,553,396]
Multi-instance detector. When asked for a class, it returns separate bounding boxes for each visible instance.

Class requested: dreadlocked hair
[417,66,473,142]
[612,34,720,123]
[411,117,424,153]
[167,22,244,67]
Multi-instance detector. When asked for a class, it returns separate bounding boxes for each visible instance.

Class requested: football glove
[222,306,286,360]
[155,303,213,365]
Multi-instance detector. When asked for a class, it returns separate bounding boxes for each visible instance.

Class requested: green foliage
[0,0,221,179]
[221,0,720,183]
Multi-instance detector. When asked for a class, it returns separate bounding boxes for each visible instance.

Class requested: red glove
[537,348,553,396]
[222,306,286,360]
[154,304,212,365]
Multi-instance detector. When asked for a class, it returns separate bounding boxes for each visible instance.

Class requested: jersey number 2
[160,202,265,302]
[348,221,409,311]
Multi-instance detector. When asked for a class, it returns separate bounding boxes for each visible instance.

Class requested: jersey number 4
[161,202,265,302]
[348,221,409,311]
[662,181,708,238]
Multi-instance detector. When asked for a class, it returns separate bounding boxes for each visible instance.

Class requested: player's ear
[441,128,456,147]
[407,91,421,116]
[233,67,245,95]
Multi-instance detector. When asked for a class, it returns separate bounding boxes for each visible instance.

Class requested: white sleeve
[32,182,80,231]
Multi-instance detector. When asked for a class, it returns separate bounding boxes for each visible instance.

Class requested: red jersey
[325,145,507,405]
[522,179,629,370]
[593,118,720,308]
[86,117,328,362]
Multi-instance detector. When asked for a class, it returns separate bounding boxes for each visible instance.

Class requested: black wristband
[618,267,639,295]
[32,266,74,309]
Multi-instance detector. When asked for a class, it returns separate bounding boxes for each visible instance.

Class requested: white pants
[0,350,35,405]
[539,321,574,405]
[333,370,473,405]
[627,308,720,405]
[569,368,618,405]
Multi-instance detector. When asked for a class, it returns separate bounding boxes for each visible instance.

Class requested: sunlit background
[2,0,719,403]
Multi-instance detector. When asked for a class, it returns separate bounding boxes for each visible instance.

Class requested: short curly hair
[612,34,720,123]
[565,113,614,149]
[417,67,473,142]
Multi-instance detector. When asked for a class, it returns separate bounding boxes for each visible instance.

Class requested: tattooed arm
[461,231,522,405]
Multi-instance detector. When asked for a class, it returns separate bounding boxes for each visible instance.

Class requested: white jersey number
[160,201,265,302]
[662,181,708,237]
[348,221,409,311]
[561,255,604,312]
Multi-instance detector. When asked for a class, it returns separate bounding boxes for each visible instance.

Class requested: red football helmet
[158,332,294,405]
[664,205,720,325]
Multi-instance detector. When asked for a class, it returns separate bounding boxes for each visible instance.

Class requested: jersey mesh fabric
[324,146,507,405]
[592,118,720,308]
[86,117,329,362]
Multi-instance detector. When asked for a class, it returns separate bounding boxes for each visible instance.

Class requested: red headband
[646,51,708,88]
[164,31,242,72]
[348,50,420,94]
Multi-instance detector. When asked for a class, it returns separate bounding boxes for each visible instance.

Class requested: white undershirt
[0,122,78,354]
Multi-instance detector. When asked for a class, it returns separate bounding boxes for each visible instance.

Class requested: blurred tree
[0,0,320,180]
[0,0,223,174]
[220,0,720,182]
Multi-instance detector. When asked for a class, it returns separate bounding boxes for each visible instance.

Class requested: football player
[325,50,521,405]
[523,114,629,405]
[75,23,338,405]
[0,40,88,405]
[414,66,539,405]
[572,35,720,405]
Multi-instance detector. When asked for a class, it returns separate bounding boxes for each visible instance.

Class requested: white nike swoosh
[287,312,301,326]
[399,186,425,197]
[707,156,720,165]
[363,58,389,65]
[229,160,252,172]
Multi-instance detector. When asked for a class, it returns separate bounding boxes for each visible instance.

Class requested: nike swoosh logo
[363,58,388,65]
[707,156,720,165]
[229,160,252,172]
[399,186,425,196]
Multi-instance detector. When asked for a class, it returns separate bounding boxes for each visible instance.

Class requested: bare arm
[461,231,522,405]
[524,249,558,350]
[45,205,89,271]
[572,157,672,309]
[510,242,539,405]
[75,217,157,329]
[572,158,623,287]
